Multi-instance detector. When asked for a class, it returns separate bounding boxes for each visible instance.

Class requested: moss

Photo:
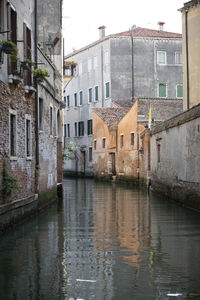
[38,187,57,209]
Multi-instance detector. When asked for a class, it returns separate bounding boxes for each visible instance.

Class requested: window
[74,122,78,137]
[176,84,183,98]
[9,111,17,157]
[157,51,166,65]
[130,132,135,145]
[0,0,4,32]
[95,86,99,101]
[7,4,17,74]
[102,138,106,148]
[67,124,70,137]
[88,88,92,103]
[23,23,32,85]
[74,93,77,107]
[78,121,84,136]
[94,140,97,150]
[89,147,92,162]
[79,91,83,106]
[25,116,31,157]
[175,52,182,65]
[67,95,70,107]
[87,119,93,135]
[105,82,110,98]
[88,58,92,71]
[64,124,67,137]
[159,84,167,98]
[50,106,53,135]
[39,98,43,130]
[120,134,124,148]
[157,144,161,163]
[64,96,66,104]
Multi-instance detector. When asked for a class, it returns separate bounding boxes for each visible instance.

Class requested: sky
[62,0,184,55]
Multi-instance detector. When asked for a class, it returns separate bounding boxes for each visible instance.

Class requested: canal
[0,178,200,300]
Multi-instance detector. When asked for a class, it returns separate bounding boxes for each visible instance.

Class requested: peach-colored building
[93,98,182,181]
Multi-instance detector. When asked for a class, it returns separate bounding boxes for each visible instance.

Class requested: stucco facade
[63,26,183,176]
[181,0,200,110]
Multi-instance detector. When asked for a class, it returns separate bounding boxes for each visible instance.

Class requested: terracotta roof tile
[112,100,133,109]
[115,27,182,39]
[93,107,129,126]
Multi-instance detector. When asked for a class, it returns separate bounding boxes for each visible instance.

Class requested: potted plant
[33,68,50,81]
[20,59,35,70]
[0,40,18,62]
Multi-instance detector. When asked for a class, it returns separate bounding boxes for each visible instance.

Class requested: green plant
[1,161,19,198]
[0,40,18,62]
[37,41,42,46]
[26,59,35,66]
[33,68,50,78]
[63,141,79,162]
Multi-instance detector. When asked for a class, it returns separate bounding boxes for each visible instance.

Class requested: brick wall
[0,80,35,204]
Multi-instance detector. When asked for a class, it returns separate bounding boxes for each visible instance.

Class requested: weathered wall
[150,104,200,209]
[117,101,139,178]
[182,2,200,109]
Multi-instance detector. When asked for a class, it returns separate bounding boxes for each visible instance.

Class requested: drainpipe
[34,0,39,192]
[131,25,136,102]
[185,7,190,110]
[101,43,104,107]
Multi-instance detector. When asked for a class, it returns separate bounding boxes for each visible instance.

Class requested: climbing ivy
[1,161,19,198]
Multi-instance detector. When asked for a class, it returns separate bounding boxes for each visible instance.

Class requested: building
[0,0,63,230]
[181,0,200,109]
[141,0,200,210]
[63,25,183,176]
[93,99,182,181]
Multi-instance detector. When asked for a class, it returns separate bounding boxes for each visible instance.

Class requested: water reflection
[0,179,200,300]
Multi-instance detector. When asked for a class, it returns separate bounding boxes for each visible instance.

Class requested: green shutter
[159,84,166,98]
[177,85,183,98]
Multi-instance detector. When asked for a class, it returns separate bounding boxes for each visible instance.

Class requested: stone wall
[150,103,200,210]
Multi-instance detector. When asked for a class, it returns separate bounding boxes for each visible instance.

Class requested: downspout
[131,25,136,102]
[185,7,190,110]
[101,43,104,107]
[34,0,39,192]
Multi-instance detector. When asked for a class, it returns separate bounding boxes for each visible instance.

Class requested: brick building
[0,0,63,230]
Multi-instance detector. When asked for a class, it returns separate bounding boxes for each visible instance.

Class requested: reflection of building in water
[0,206,64,299]
[62,179,114,300]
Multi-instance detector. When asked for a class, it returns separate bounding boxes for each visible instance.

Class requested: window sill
[10,156,18,161]
[26,156,32,161]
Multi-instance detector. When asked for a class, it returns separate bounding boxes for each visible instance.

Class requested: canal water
[0,179,200,300]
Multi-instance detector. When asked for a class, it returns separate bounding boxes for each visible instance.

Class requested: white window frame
[94,85,99,101]
[49,104,53,136]
[88,87,92,103]
[79,90,83,106]
[157,51,167,65]
[130,131,135,146]
[67,123,70,138]
[74,121,78,137]
[25,114,32,159]
[175,52,182,65]
[74,93,78,107]
[9,109,17,159]
[88,147,92,162]
[176,84,183,98]
[105,82,110,99]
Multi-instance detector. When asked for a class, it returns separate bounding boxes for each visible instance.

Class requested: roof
[179,0,200,11]
[115,27,182,39]
[93,107,130,126]
[112,100,133,109]
[65,26,182,58]
[137,98,183,122]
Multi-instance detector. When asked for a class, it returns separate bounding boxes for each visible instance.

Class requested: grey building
[63,25,182,176]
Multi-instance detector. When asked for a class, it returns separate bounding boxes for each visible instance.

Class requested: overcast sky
[62,0,184,55]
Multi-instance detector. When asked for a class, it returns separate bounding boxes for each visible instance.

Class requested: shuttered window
[87,120,92,135]
[23,23,32,85]
[159,84,166,98]
[177,85,183,98]
[7,4,17,74]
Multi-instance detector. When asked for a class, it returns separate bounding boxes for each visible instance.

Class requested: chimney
[98,25,106,39]
[157,21,165,31]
